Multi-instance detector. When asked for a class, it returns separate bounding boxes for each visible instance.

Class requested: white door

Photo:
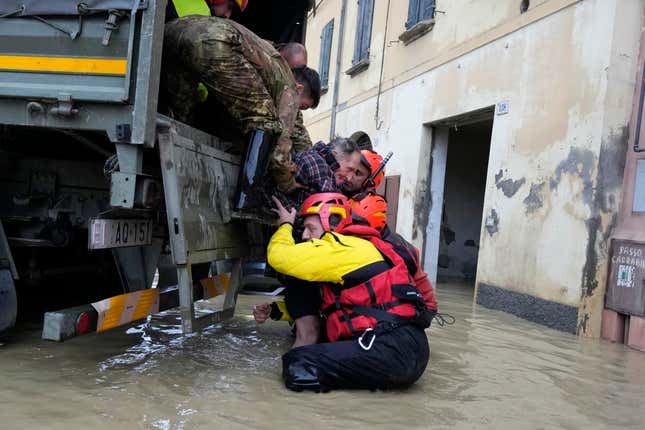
[423,127,448,286]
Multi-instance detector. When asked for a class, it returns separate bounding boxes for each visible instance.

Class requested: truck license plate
[89,219,153,250]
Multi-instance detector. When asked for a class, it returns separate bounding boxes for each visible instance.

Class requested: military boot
[234,130,275,212]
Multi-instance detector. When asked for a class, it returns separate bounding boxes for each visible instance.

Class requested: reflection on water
[1,283,644,430]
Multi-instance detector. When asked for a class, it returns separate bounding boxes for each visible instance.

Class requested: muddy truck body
[0,0,310,339]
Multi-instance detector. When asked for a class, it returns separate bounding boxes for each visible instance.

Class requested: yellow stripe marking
[131,289,159,322]
[0,55,127,75]
[97,289,159,332]
[99,294,127,331]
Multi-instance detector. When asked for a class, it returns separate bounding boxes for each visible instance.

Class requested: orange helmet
[207,0,248,11]
[351,193,388,232]
[300,193,352,232]
[360,150,385,190]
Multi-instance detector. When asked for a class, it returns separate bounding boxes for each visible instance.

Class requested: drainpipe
[329,0,347,141]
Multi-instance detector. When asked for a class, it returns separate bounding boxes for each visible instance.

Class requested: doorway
[423,110,494,288]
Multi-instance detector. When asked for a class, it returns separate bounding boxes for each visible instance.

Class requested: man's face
[288,52,307,68]
[302,215,324,240]
[333,150,361,186]
[295,83,314,110]
[298,94,315,110]
[342,161,370,194]
[210,1,233,18]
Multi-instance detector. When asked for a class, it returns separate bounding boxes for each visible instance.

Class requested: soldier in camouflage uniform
[291,111,312,152]
[162,16,320,210]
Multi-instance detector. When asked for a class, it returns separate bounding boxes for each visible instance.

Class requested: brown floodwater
[1,282,644,430]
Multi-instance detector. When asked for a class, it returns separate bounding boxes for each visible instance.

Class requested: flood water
[1,282,644,430]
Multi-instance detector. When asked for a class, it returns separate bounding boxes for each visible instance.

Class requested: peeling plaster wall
[575,0,640,335]
[304,0,643,336]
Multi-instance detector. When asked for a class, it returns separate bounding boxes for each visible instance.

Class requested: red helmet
[350,193,387,231]
[360,150,385,190]
[207,0,248,11]
[300,193,352,232]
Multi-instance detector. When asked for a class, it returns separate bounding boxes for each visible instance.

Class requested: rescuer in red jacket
[350,192,438,312]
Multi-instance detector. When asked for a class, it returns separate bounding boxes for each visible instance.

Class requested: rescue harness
[320,224,434,343]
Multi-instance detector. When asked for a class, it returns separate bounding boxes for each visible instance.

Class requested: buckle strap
[350,305,408,325]
[373,300,400,311]
[322,299,402,318]
[365,280,377,306]
[334,291,356,335]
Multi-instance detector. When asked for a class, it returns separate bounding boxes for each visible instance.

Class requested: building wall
[303,0,644,336]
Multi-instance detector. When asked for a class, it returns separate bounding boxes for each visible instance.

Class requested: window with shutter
[352,0,374,65]
[406,0,435,29]
[406,0,421,30]
[400,0,436,45]
[318,19,334,90]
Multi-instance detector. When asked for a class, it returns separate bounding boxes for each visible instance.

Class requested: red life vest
[381,228,438,311]
[321,224,424,342]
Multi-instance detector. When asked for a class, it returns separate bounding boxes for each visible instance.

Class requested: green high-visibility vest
[172,0,210,17]
[172,0,211,101]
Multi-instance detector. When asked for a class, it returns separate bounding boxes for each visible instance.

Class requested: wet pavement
[1,282,644,430]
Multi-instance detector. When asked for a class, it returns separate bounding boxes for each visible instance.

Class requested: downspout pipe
[329,0,347,141]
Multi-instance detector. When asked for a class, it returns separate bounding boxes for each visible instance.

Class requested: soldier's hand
[253,303,272,324]
[271,196,296,224]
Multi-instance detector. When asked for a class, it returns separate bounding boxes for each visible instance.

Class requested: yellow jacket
[267,224,384,284]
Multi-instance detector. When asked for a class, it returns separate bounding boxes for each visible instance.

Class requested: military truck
[0,0,311,338]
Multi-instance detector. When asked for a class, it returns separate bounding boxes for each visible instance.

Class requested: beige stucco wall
[306,0,565,133]
[303,0,643,336]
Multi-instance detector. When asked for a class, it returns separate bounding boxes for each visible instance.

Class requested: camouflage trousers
[163,19,283,135]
